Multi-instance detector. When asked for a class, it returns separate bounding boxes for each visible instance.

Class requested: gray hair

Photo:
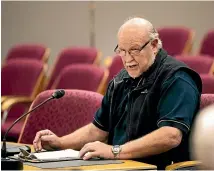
[149,27,162,49]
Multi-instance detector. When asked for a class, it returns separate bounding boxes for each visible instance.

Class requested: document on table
[32,149,80,161]
[15,149,81,162]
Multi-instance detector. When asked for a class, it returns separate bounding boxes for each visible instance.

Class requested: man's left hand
[79,141,114,160]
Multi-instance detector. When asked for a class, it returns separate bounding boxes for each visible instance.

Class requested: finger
[33,130,51,151]
[79,146,88,158]
[43,129,52,135]
[83,152,98,160]
[79,143,94,158]
[33,139,41,152]
[34,130,50,143]
[38,135,53,151]
[33,131,43,151]
[40,134,55,142]
[45,129,53,135]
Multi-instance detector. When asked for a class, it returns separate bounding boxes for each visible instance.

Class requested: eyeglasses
[114,39,151,57]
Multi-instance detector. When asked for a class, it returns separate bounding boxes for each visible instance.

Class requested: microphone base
[1,158,23,170]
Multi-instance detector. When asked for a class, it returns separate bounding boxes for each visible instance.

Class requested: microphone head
[52,89,65,99]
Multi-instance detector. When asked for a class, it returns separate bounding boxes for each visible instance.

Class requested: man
[33,17,202,169]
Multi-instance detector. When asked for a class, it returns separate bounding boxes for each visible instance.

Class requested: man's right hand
[33,129,62,152]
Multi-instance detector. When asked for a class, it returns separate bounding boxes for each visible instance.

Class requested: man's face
[117,27,158,78]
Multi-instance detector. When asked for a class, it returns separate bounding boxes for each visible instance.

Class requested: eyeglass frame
[114,38,153,57]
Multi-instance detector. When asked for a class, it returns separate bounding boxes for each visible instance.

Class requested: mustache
[125,64,138,67]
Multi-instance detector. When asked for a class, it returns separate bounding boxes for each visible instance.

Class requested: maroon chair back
[199,30,214,58]
[1,59,45,142]
[175,55,214,74]
[18,90,103,144]
[200,74,214,94]
[46,47,100,89]
[158,27,194,56]
[200,94,214,109]
[107,55,124,83]
[1,59,44,97]
[5,44,49,63]
[51,64,108,94]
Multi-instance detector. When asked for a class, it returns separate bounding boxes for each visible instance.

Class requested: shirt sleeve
[157,70,200,134]
[92,81,113,132]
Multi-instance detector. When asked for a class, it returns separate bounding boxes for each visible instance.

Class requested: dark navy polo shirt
[93,70,199,145]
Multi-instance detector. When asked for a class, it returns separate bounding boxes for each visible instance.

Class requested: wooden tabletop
[7,142,157,170]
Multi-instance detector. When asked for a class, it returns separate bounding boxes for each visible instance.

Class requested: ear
[151,39,159,54]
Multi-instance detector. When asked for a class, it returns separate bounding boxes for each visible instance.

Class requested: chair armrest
[209,61,214,75]
[93,50,102,66]
[1,96,8,103]
[1,96,15,104]
[166,161,202,170]
[104,56,113,67]
[1,96,33,111]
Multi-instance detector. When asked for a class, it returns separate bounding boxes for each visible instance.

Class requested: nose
[123,51,134,63]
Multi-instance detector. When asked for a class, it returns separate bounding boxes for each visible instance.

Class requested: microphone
[1,89,65,170]
[51,89,65,99]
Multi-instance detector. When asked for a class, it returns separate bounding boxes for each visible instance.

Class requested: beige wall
[2,1,214,65]
[1,1,90,64]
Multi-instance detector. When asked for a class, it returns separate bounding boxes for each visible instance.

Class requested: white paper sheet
[33,149,80,160]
